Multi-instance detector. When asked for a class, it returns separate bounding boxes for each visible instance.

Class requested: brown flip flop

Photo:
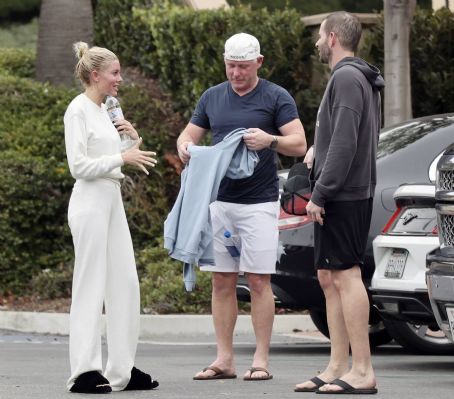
[193,366,237,380]
[243,367,273,381]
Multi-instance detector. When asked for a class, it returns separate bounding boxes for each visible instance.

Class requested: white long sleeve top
[64,93,126,181]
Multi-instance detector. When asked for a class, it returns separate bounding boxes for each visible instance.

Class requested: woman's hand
[114,119,139,140]
[121,138,157,175]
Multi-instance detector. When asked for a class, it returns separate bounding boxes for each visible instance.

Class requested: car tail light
[381,206,438,236]
[278,209,311,231]
[382,207,402,233]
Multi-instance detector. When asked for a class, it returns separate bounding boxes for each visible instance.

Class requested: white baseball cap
[224,33,263,61]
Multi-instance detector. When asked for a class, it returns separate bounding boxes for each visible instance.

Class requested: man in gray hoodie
[295,12,383,394]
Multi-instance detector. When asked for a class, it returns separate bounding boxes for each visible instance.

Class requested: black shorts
[314,198,373,270]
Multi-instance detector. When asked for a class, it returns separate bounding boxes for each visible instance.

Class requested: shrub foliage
[0,74,76,293]
[0,47,35,77]
[138,243,214,314]
[360,8,454,118]
[0,0,41,21]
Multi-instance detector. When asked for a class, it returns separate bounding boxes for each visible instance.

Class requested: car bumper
[370,288,435,324]
[372,234,439,291]
[426,249,454,342]
[370,234,438,324]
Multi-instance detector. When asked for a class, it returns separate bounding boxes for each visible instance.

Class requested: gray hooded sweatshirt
[310,57,385,207]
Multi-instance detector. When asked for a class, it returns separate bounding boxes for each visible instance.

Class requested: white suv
[371,183,454,354]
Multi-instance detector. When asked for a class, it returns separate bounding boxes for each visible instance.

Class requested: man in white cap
[176,32,306,381]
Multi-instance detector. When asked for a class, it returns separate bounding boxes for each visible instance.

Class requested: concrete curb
[0,311,317,337]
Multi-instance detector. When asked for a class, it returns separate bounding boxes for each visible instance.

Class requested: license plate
[384,249,408,279]
[446,307,454,339]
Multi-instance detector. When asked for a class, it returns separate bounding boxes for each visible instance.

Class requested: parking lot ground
[1,329,453,398]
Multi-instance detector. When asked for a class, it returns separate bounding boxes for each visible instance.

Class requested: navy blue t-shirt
[190,79,299,204]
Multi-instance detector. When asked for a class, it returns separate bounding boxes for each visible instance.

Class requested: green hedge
[0,75,76,293]
[0,47,35,77]
[361,7,454,118]
[138,243,213,313]
[411,8,454,118]
[0,18,38,50]
[96,2,324,139]
[0,151,73,293]
[0,0,40,21]
[94,0,156,68]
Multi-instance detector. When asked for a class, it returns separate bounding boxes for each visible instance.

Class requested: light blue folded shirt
[164,128,259,287]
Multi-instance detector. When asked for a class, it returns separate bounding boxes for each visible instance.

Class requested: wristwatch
[269,135,278,150]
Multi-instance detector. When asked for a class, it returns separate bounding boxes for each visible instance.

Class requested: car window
[377,115,454,159]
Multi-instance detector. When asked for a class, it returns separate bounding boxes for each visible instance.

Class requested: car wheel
[383,319,454,355]
[309,309,392,348]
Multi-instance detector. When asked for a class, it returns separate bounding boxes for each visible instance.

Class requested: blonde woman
[64,42,158,394]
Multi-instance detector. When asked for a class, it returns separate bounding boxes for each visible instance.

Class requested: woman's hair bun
[73,42,89,60]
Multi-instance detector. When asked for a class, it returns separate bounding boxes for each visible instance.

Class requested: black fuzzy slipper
[70,371,112,394]
[124,367,159,390]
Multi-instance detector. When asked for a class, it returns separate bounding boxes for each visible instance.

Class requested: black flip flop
[295,376,328,392]
[316,378,378,395]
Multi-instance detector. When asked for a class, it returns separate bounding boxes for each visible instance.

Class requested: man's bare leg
[244,273,274,379]
[194,272,238,378]
[319,266,376,392]
[295,270,349,391]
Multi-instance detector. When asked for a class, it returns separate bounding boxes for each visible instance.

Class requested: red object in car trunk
[279,191,311,230]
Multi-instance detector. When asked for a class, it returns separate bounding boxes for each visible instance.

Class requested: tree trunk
[36,0,93,87]
[383,0,416,127]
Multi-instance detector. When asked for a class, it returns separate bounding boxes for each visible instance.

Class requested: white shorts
[200,200,279,274]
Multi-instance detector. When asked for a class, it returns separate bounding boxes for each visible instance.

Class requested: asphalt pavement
[1,329,454,399]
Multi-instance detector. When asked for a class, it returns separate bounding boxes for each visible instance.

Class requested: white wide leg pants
[66,179,140,391]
